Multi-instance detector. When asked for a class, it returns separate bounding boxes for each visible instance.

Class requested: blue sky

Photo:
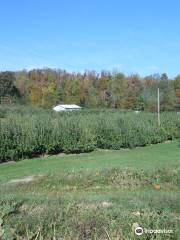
[0,0,180,77]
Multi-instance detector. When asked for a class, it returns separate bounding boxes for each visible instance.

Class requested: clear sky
[0,0,180,77]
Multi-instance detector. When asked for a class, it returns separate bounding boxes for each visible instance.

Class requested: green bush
[61,118,96,153]
[0,106,180,162]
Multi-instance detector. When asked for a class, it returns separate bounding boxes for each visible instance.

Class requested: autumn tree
[125,74,142,110]
[82,71,98,107]
[174,75,180,110]
[142,74,159,112]
[16,70,29,103]
[41,71,57,108]
[97,71,111,106]
[1,68,180,111]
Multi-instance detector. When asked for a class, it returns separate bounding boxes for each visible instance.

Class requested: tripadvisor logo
[135,227,144,236]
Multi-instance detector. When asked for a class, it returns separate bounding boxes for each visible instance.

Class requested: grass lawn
[0,141,180,239]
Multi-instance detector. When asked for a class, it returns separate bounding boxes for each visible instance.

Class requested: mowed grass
[0,141,180,183]
[0,141,180,239]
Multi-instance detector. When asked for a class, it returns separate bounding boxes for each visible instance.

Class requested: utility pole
[157,87,160,126]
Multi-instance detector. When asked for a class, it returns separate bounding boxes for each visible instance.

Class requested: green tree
[159,73,175,111]
[111,73,127,108]
[0,71,20,103]
[97,71,110,106]
[143,75,159,112]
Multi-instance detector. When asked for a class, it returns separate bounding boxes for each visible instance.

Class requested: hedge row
[0,110,180,162]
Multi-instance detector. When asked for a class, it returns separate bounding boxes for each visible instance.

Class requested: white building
[53,104,82,112]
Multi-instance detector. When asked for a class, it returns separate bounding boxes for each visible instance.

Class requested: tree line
[0,69,180,111]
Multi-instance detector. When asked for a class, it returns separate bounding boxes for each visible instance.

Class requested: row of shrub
[0,107,180,162]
